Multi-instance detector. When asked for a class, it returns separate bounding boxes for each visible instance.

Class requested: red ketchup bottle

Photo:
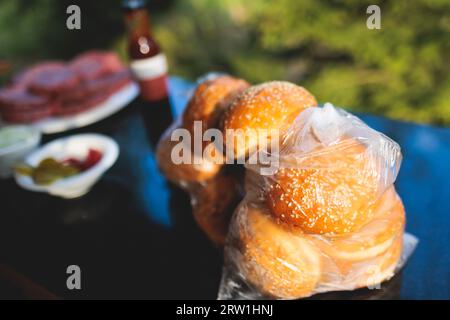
[122,0,173,144]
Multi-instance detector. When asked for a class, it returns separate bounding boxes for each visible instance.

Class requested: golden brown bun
[236,204,322,299]
[311,187,404,290]
[182,76,250,134]
[266,141,380,234]
[220,81,317,159]
[156,126,222,185]
[318,235,403,291]
[314,187,405,263]
[190,173,243,246]
[355,235,403,289]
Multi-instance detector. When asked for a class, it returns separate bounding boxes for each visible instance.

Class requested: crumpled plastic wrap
[218,103,418,299]
[156,72,247,245]
[156,120,221,189]
[156,120,244,245]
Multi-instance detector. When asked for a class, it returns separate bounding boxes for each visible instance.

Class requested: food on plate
[190,173,243,245]
[61,69,132,102]
[57,70,132,115]
[12,62,66,87]
[70,51,124,80]
[0,107,55,124]
[63,148,103,171]
[56,93,112,116]
[0,86,56,123]
[230,204,322,299]
[266,140,383,234]
[15,158,80,185]
[15,148,103,185]
[0,51,132,124]
[220,81,317,159]
[0,86,51,110]
[28,64,80,96]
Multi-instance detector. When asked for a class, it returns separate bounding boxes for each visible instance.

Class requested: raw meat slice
[70,51,125,81]
[1,104,57,123]
[29,64,80,96]
[56,93,111,116]
[61,70,131,102]
[0,86,48,109]
[12,62,65,87]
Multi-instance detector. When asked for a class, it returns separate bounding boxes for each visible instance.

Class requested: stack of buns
[156,75,250,245]
[156,74,405,299]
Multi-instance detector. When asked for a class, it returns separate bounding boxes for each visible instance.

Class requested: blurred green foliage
[0,0,123,61]
[154,0,450,125]
[1,0,450,125]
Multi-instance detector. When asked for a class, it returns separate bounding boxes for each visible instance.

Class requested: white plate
[14,133,119,198]
[3,82,139,135]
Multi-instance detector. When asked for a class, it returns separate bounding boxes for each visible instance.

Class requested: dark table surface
[0,77,449,300]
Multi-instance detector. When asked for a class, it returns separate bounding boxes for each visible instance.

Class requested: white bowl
[0,125,41,178]
[14,133,119,198]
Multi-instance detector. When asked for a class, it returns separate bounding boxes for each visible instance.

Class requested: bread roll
[317,236,403,291]
[156,125,221,185]
[190,173,243,245]
[314,187,405,262]
[182,76,250,134]
[234,204,322,299]
[266,141,381,234]
[220,81,317,160]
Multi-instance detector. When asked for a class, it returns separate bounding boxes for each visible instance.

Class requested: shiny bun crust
[314,187,405,263]
[156,126,221,185]
[182,76,250,133]
[236,204,322,299]
[319,235,403,290]
[191,174,243,246]
[266,141,380,234]
[355,235,403,289]
[220,81,317,159]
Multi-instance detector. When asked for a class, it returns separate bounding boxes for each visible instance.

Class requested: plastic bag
[218,103,417,299]
[156,73,248,245]
[156,121,244,245]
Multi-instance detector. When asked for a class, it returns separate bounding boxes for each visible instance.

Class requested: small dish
[14,133,119,198]
[0,125,41,178]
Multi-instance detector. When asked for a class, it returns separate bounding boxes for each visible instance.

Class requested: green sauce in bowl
[0,125,41,178]
[0,126,37,150]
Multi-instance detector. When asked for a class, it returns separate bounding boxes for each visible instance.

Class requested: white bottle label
[130,53,168,80]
